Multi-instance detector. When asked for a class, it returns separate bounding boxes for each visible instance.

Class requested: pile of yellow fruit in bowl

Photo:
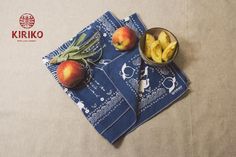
[139,28,179,66]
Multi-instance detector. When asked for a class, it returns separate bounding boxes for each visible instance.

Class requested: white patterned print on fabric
[87,92,124,126]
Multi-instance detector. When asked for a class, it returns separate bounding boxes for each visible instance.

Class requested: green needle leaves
[50,32,102,65]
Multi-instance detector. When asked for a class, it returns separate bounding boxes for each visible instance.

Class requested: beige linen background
[0,0,235,157]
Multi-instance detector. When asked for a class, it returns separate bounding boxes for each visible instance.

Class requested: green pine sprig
[50,32,102,65]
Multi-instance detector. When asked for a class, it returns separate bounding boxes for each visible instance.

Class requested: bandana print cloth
[42,11,189,144]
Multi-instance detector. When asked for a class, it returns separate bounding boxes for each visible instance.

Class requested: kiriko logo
[19,13,35,29]
[12,13,44,42]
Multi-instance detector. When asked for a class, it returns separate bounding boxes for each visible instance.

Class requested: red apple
[112,26,137,51]
[57,60,85,88]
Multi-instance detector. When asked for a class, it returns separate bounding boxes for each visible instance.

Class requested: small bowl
[139,27,179,66]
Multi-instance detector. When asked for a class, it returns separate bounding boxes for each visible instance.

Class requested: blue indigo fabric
[42,11,189,143]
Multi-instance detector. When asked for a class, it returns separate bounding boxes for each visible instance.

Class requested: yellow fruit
[162,41,177,62]
[151,40,162,63]
[158,31,171,50]
[144,34,155,58]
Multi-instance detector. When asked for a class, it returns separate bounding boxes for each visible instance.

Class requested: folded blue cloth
[42,11,189,143]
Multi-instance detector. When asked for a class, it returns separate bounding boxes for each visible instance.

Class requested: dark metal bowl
[139,27,179,66]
